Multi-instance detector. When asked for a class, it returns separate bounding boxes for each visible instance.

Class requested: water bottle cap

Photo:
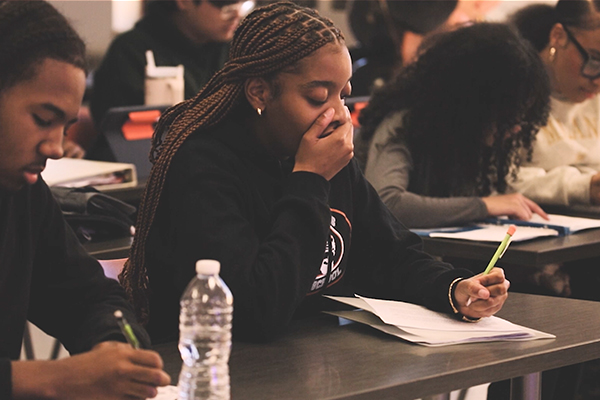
[195,259,220,275]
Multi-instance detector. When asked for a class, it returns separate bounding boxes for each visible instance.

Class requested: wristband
[448,277,482,323]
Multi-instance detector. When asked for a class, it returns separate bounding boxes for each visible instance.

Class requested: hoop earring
[549,47,556,62]
[256,108,262,116]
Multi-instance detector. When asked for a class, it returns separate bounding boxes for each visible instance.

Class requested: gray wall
[49,0,113,67]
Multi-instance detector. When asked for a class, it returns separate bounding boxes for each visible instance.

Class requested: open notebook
[325,295,554,347]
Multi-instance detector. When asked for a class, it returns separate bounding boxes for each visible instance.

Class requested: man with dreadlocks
[122,1,509,344]
[0,2,170,398]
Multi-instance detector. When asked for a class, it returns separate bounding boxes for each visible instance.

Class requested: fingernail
[323,108,334,118]
[466,297,472,307]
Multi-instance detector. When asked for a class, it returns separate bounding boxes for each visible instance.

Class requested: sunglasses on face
[563,26,600,80]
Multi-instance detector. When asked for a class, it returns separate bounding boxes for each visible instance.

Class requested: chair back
[100,105,169,181]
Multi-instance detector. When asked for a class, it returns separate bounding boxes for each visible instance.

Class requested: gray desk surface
[155,293,600,400]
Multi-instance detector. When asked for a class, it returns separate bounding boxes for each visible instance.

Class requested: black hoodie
[145,119,471,343]
[0,179,149,399]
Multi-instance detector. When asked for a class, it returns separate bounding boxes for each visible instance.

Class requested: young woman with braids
[359,23,551,229]
[121,1,508,343]
[0,2,170,398]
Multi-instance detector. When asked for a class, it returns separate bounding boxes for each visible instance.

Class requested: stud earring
[256,108,262,116]
[549,47,556,62]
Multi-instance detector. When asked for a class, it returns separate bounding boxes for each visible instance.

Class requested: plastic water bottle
[178,260,233,400]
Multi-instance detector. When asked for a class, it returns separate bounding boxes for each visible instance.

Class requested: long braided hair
[0,0,86,93]
[121,1,344,322]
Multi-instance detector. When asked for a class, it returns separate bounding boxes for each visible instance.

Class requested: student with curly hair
[509,0,600,207]
[0,2,170,398]
[120,1,509,344]
[359,23,551,229]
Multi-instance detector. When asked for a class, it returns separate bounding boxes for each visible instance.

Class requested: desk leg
[510,372,541,400]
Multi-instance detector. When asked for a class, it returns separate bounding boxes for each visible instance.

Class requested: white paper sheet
[328,309,555,347]
[325,296,555,346]
[525,214,600,234]
[155,385,178,400]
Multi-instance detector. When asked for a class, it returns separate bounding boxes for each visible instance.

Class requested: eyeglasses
[207,0,254,20]
[563,26,600,80]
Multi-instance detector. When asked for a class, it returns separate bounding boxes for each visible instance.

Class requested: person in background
[348,0,468,96]
[119,1,509,345]
[88,0,250,159]
[359,23,551,229]
[509,0,600,207]
[0,2,170,398]
[507,4,600,398]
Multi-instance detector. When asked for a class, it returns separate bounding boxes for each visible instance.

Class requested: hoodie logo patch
[308,209,351,294]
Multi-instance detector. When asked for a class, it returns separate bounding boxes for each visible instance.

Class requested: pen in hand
[466,224,516,307]
[114,310,140,349]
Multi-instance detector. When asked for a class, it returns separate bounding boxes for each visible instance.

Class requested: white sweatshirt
[511,95,600,206]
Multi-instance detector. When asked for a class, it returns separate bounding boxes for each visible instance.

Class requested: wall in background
[49,0,112,67]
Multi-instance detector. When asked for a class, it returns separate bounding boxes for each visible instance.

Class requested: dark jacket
[145,119,472,343]
[0,179,149,399]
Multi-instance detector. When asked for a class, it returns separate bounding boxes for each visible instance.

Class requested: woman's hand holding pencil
[454,268,510,320]
[452,225,515,320]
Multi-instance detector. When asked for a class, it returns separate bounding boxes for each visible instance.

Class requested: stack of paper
[325,296,555,347]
